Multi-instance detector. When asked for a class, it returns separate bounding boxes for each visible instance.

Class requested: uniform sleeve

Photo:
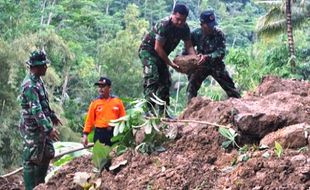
[209,30,226,59]
[182,24,191,41]
[83,101,96,134]
[118,100,126,118]
[23,86,53,134]
[154,21,167,44]
[181,29,197,55]
[191,30,198,47]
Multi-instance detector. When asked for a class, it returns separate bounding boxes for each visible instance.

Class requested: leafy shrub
[111,99,168,155]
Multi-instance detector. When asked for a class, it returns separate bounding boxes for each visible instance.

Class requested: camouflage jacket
[140,16,191,56]
[19,73,56,134]
[191,27,226,63]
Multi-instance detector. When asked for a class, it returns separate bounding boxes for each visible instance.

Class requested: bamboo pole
[1,143,94,178]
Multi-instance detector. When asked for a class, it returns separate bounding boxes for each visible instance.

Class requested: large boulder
[173,55,200,74]
[260,123,310,149]
[180,76,310,143]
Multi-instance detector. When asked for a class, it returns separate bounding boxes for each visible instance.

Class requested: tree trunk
[106,4,109,15]
[286,0,296,68]
[47,0,57,25]
[61,68,69,105]
[40,0,48,25]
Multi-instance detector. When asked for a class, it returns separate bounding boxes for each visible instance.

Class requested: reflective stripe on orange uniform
[83,97,126,134]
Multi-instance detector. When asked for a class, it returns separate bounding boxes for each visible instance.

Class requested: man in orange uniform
[82,77,126,146]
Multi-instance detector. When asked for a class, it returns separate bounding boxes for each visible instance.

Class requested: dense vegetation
[0,0,309,174]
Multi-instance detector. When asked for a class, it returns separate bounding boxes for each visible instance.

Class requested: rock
[173,55,200,74]
[290,155,307,166]
[251,76,310,97]
[234,91,310,141]
[260,123,309,149]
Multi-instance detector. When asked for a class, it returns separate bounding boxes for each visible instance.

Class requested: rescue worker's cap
[173,3,189,17]
[200,10,218,28]
[94,77,112,86]
[26,50,50,66]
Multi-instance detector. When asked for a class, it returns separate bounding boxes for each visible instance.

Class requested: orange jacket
[83,96,126,134]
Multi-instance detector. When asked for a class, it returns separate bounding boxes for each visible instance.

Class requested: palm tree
[255,0,309,70]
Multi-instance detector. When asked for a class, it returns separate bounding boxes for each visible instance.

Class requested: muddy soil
[0,175,23,190]
[2,76,310,190]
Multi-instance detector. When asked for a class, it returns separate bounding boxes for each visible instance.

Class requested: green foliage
[255,0,309,38]
[226,47,259,91]
[96,4,148,98]
[92,141,112,172]
[53,154,74,167]
[53,142,89,166]
[226,48,250,68]
[218,127,240,149]
[199,83,226,101]
[111,99,168,155]
[110,100,145,148]
[0,0,308,173]
[274,141,283,158]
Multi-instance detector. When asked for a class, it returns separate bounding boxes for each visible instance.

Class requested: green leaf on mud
[274,141,283,158]
[221,140,232,149]
[219,127,239,148]
[116,145,128,156]
[92,141,112,171]
[54,154,73,166]
[145,121,152,134]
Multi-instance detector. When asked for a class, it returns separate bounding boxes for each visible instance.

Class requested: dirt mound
[182,75,310,143]
[250,75,310,97]
[0,175,23,190]
[218,150,310,189]
[4,76,310,190]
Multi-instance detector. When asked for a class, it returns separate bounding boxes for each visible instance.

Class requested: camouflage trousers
[139,49,171,114]
[187,62,241,102]
[20,120,55,190]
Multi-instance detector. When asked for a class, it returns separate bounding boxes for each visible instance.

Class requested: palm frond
[257,19,287,38]
[256,7,284,33]
[256,4,309,38]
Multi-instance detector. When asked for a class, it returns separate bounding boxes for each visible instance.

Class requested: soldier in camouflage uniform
[19,50,61,190]
[186,10,241,103]
[139,3,195,117]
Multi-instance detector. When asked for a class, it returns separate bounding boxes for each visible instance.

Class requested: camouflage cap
[26,50,50,66]
[200,10,218,28]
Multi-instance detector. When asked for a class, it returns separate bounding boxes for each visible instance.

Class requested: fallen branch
[1,143,94,178]
[54,143,94,160]
[0,168,23,179]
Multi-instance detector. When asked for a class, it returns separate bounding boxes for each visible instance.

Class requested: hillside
[1,76,310,190]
